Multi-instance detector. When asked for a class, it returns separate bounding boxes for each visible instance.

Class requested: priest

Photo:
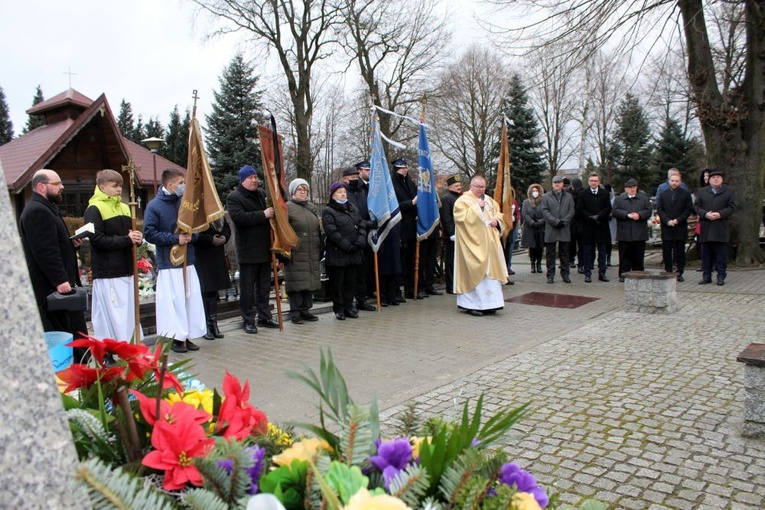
[453,175,509,316]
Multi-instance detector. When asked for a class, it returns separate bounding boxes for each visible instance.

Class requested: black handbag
[47,287,89,312]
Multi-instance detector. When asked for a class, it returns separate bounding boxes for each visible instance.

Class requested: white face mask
[531,191,539,198]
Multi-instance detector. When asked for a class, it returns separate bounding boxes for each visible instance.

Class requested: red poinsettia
[56,364,124,393]
[142,416,214,490]
[137,257,153,274]
[216,371,268,440]
[69,336,138,366]
[131,389,210,427]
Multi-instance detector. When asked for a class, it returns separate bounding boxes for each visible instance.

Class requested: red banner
[258,123,298,257]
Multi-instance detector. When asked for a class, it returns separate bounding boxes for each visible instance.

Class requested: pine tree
[132,115,145,144]
[501,74,547,196]
[652,117,701,191]
[609,93,653,190]
[22,85,45,134]
[117,100,136,140]
[144,116,164,139]
[162,105,191,166]
[0,86,13,145]
[206,54,265,199]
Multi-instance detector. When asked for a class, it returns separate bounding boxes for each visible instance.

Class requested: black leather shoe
[676,275,684,282]
[357,301,376,311]
[699,279,712,285]
[171,340,187,353]
[467,309,484,317]
[345,309,359,319]
[584,276,592,283]
[547,276,554,284]
[717,279,725,286]
[415,291,429,299]
[508,269,515,275]
[380,300,389,307]
[258,319,280,329]
[204,326,215,340]
[578,267,585,274]
[598,275,610,282]
[530,266,537,273]
[619,276,625,283]
[300,312,319,321]
[335,312,346,320]
[505,280,515,285]
[185,340,199,351]
[291,316,304,324]
[244,323,258,334]
[562,276,572,283]
[394,295,406,304]
[425,287,443,296]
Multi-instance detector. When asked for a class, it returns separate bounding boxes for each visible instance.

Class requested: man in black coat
[695,168,736,285]
[612,178,652,282]
[576,173,612,283]
[439,175,462,294]
[226,165,278,334]
[391,158,425,299]
[343,163,376,311]
[20,169,88,362]
[656,172,693,281]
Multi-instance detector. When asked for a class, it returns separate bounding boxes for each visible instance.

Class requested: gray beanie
[289,178,309,196]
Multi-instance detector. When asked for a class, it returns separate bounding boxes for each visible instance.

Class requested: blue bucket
[45,331,74,372]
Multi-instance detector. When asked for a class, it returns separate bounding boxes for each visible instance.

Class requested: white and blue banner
[367,109,402,252]
[416,122,440,240]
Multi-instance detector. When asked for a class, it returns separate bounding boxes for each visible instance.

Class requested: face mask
[175,184,185,197]
[348,180,359,188]
[532,191,539,198]
[336,198,348,205]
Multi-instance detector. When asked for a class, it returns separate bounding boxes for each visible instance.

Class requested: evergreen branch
[181,488,229,510]
[437,448,483,509]
[389,464,430,508]
[75,457,174,510]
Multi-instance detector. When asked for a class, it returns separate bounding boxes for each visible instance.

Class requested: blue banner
[416,123,440,240]
[367,109,401,252]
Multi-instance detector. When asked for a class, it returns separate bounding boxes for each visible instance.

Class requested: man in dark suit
[391,158,425,299]
[695,168,736,285]
[656,172,694,281]
[576,173,612,283]
[343,163,376,311]
[612,178,652,282]
[19,169,88,361]
[439,175,462,294]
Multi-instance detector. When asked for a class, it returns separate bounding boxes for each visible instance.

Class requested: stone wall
[624,271,678,313]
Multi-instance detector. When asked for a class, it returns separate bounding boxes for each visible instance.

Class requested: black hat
[446,175,461,186]
[707,168,723,177]
[354,160,370,170]
[392,158,408,168]
[624,178,638,187]
[342,166,360,177]
[562,177,571,185]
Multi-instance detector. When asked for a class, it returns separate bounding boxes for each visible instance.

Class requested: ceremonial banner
[367,109,401,252]
[416,122,440,240]
[258,118,298,257]
[493,116,515,240]
[171,117,225,266]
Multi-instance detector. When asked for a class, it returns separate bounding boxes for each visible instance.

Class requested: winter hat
[329,181,347,197]
[289,178,309,196]
[239,165,257,183]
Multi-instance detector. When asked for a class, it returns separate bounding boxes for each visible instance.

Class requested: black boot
[204,317,215,340]
[210,314,224,338]
[536,260,542,273]
[530,257,537,273]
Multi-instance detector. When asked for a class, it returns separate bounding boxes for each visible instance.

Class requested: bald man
[20,169,89,361]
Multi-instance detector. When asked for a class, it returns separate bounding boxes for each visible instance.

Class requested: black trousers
[444,239,455,293]
[355,250,371,306]
[618,241,646,276]
[581,242,607,277]
[418,237,438,291]
[328,265,358,313]
[287,290,314,319]
[701,241,727,280]
[239,262,272,324]
[545,241,570,278]
[662,239,687,274]
[400,237,417,295]
[202,291,219,318]
[528,246,544,264]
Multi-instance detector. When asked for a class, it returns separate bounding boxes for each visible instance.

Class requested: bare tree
[191,0,340,181]
[337,0,450,157]
[428,45,511,180]
[488,0,765,263]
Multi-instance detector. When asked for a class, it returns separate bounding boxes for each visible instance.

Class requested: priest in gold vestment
[453,175,508,316]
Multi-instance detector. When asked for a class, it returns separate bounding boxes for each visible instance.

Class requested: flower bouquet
[64,344,602,510]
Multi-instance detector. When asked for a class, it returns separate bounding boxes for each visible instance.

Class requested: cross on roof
[63,67,77,88]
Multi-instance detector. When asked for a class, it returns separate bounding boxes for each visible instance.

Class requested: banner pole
[270,230,284,331]
[374,252,381,311]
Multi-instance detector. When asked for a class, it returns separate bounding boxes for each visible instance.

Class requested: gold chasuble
[454,191,508,294]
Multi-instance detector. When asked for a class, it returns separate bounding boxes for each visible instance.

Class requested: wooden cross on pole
[192,89,199,118]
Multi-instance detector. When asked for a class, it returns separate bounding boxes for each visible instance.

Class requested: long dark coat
[285,199,322,292]
[521,198,545,249]
[392,171,418,241]
[541,190,575,243]
[194,218,232,293]
[695,185,736,243]
[440,190,460,238]
[226,184,271,264]
[656,187,693,242]
[322,201,367,267]
[612,191,652,241]
[576,188,612,244]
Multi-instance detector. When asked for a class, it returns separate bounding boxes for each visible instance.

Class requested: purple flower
[217,458,234,475]
[215,445,266,495]
[498,462,549,508]
[369,438,413,488]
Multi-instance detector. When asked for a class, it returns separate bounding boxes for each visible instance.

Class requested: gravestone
[0,168,86,507]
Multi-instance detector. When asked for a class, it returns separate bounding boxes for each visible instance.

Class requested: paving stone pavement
[174,259,765,509]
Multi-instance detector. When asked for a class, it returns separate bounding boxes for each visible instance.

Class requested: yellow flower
[267,422,293,447]
[272,438,332,467]
[409,436,430,459]
[343,488,411,510]
[512,492,543,510]
[165,388,214,416]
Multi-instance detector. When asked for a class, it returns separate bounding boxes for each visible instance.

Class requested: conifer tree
[206,54,265,199]
[143,116,164,140]
[608,93,653,190]
[162,105,191,166]
[22,85,44,134]
[117,100,136,140]
[652,117,703,189]
[132,115,145,145]
[0,86,13,145]
[501,74,547,195]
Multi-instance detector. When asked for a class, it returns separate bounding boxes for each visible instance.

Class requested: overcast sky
[1,0,490,139]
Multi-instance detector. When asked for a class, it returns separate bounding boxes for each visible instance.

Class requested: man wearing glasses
[20,169,88,362]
